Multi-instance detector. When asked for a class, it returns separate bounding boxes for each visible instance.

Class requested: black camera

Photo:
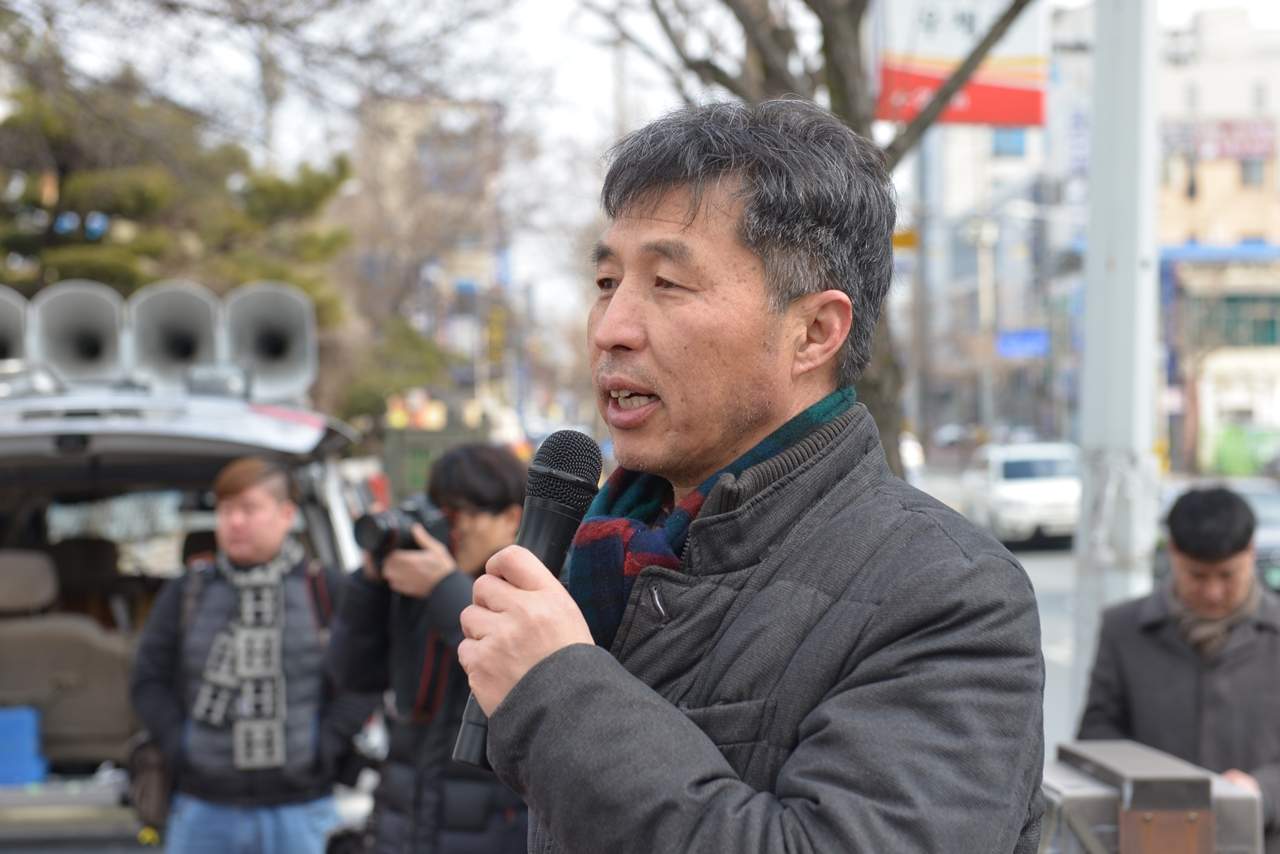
[354,496,451,561]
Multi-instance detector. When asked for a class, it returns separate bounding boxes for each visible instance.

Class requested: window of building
[991,127,1026,158]
[1242,159,1266,187]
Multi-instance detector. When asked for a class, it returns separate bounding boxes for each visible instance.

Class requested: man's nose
[592,280,647,353]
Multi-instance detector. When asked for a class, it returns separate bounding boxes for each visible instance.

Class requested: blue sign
[996,327,1051,360]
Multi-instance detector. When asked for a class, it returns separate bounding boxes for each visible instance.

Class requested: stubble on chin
[611,390,776,488]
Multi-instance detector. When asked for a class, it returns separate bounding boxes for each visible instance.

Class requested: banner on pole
[876,0,1048,127]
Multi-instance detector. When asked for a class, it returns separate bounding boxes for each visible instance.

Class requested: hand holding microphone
[453,430,603,768]
[458,546,594,713]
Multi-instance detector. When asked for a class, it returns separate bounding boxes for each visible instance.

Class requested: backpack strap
[180,560,213,634]
[174,559,213,708]
[305,559,334,646]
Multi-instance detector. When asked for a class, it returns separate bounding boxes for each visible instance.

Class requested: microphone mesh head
[528,429,603,514]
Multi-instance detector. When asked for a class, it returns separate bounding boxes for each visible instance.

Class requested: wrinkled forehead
[595,181,751,261]
[613,178,749,229]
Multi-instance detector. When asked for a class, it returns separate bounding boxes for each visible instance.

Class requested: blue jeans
[165,793,341,854]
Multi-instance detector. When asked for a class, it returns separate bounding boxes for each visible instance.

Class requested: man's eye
[596,277,618,291]
[656,277,678,289]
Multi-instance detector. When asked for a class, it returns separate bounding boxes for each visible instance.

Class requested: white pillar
[1070,0,1161,728]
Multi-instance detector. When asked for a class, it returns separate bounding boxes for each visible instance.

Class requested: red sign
[876,1,1047,127]
[877,64,1045,126]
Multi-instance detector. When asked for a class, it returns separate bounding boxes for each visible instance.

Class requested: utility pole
[970,218,1000,434]
[1070,0,1160,724]
[909,149,928,442]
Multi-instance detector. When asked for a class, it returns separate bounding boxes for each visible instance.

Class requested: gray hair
[601,99,896,385]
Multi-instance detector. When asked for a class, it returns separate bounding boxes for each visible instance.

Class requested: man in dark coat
[454,100,1046,853]
[1080,486,1280,853]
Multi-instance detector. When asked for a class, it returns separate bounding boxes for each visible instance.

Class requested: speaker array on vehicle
[15,279,317,403]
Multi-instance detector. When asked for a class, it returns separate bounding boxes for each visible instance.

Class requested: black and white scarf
[190,537,303,770]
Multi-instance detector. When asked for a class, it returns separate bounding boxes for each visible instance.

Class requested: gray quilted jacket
[487,405,1046,854]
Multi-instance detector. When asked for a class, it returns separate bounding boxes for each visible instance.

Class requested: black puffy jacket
[327,570,525,854]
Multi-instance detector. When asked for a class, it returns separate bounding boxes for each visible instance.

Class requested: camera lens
[354,513,396,554]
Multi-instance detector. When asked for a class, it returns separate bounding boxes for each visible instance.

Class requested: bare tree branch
[720,0,808,96]
[645,0,757,101]
[580,0,700,103]
[2,0,512,155]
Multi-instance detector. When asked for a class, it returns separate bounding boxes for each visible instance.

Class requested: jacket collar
[684,404,886,575]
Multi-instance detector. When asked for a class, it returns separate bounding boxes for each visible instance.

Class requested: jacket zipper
[649,584,670,624]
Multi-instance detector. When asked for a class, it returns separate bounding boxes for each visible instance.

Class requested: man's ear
[790,290,853,380]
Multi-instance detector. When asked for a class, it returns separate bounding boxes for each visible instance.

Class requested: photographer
[328,444,528,854]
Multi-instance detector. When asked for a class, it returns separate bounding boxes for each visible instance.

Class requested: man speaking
[458,100,1045,853]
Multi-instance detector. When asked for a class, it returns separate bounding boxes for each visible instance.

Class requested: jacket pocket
[681,697,776,745]
[681,697,777,784]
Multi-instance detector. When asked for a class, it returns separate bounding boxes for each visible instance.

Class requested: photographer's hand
[381,524,459,599]
[361,551,383,582]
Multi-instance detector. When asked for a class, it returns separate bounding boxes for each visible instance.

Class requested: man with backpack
[130,457,378,854]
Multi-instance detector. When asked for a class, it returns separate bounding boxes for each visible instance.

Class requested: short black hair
[427,444,526,513]
[1167,487,1255,561]
[600,98,896,385]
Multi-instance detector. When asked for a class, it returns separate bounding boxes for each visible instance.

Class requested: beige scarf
[1165,570,1262,660]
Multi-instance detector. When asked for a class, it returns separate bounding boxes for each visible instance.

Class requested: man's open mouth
[610,389,659,410]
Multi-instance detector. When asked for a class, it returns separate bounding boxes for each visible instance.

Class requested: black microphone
[453,429,603,769]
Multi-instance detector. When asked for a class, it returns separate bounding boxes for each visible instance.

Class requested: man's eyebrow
[590,242,614,266]
[591,238,691,265]
[643,238,690,263]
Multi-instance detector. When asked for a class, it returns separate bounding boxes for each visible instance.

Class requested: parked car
[960,442,1082,543]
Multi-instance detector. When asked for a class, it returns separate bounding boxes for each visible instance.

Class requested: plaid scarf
[191,537,303,770]
[568,387,856,649]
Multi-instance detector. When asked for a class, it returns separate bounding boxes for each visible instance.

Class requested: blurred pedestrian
[130,457,379,854]
[1079,486,1280,853]
[328,444,528,854]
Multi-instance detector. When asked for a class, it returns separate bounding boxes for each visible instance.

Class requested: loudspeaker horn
[0,286,27,361]
[27,280,124,384]
[128,280,222,394]
[224,281,317,402]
